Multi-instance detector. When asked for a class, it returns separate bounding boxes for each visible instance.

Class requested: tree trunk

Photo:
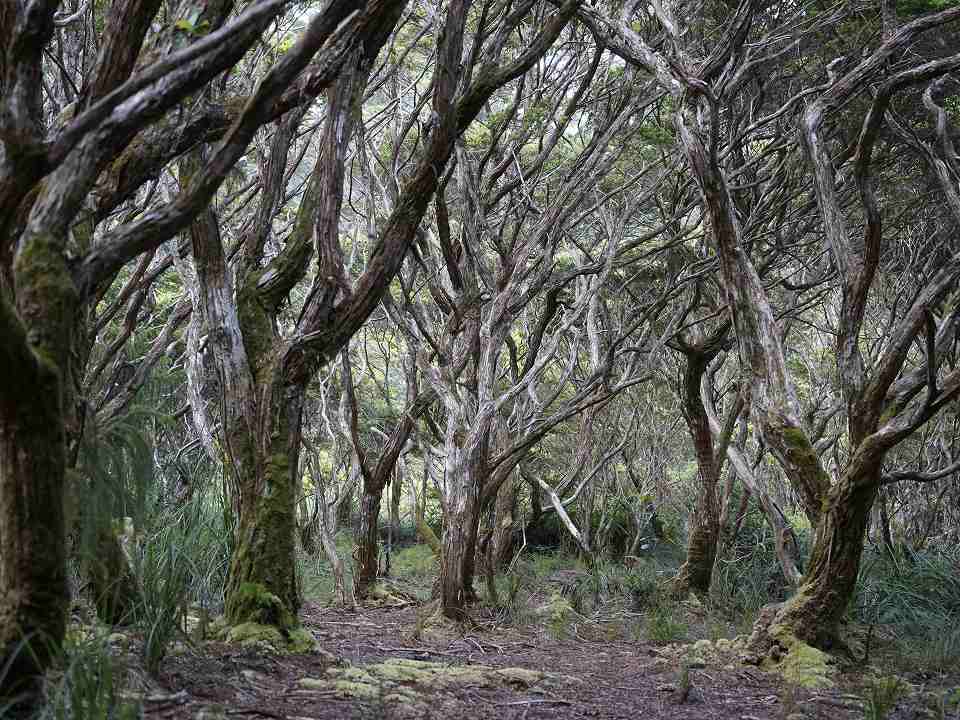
[337,482,354,527]
[670,338,724,597]
[489,472,518,569]
[391,464,403,539]
[750,471,878,652]
[1,236,75,698]
[0,366,68,699]
[222,377,303,631]
[439,491,477,620]
[353,485,383,599]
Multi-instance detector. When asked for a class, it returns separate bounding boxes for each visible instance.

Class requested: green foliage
[391,544,437,581]
[543,593,576,639]
[853,548,960,673]
[861,676,906,720]
[128,494,230,674]
[300,531,354,601]
[76,409,158,553]
[712,518,799,615]
[172,17,210,35]
[622,568,659,610]
[35,632,140,720]
[898,0,960,14]
[645,604,688,644]
[75,397,230,671]
[924,687,960,720]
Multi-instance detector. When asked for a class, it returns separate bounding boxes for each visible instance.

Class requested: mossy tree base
[224,582,298,634]
[743,603,838,689]
[211,613,318,654]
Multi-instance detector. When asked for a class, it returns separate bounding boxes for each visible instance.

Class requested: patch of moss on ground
[297,657,565,712]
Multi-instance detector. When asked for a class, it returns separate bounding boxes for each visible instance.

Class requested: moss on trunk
[748,471,878,658]
[1,235,76,699]
[224,446,301,631]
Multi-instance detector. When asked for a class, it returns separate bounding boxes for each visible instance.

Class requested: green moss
[286,627,317,653]
[223,621,316,653]
[298,678,327,690]
[780,426,818,463]
[331,679,388,700]
[761,624,836,689]
[14,233,78,371]
[298,658,554,701]
[225,582,295,629]
[226,621,286,648]
[224,433,300,627]
[235,281,275,376]
[494,667,544,687]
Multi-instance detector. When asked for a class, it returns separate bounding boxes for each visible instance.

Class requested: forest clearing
[2,0,960,717]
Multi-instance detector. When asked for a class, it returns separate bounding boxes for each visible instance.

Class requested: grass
[32,631,140,720]
[646,605,689,644]
[854,548,960,674]
[302,530,439,604]
[861,676,906,720]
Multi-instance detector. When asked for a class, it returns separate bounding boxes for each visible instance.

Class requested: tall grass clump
[77,406,231,674]
[129,490,231,673]
[854,547,960,673]
[33,632,140,720]
[711,525,784,616]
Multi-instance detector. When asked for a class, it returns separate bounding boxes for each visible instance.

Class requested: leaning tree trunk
[750,469,878,651]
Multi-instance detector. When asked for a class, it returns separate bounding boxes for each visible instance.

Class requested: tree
[567,0,960,653]
[0,0,413,696]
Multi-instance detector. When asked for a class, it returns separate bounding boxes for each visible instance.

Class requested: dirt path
[140,602,893,720]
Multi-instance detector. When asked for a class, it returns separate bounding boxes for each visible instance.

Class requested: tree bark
[749,469,878,652]
[223,375,304,630]
[0,322,67,698]
[354,483,384,599]
[489,471,518,569]
[671,343,722,597]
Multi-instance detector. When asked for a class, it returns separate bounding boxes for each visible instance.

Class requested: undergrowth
[20,631,141,720]
[854,547,960,673]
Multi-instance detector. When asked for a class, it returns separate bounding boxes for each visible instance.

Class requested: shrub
[646,604,687,644]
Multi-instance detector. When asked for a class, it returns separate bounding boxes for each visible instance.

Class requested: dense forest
[2,0,960,717]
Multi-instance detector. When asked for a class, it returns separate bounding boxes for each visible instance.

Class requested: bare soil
[134,600,959,720]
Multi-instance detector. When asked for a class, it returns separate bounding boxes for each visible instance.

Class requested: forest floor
[133,596,960,720]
